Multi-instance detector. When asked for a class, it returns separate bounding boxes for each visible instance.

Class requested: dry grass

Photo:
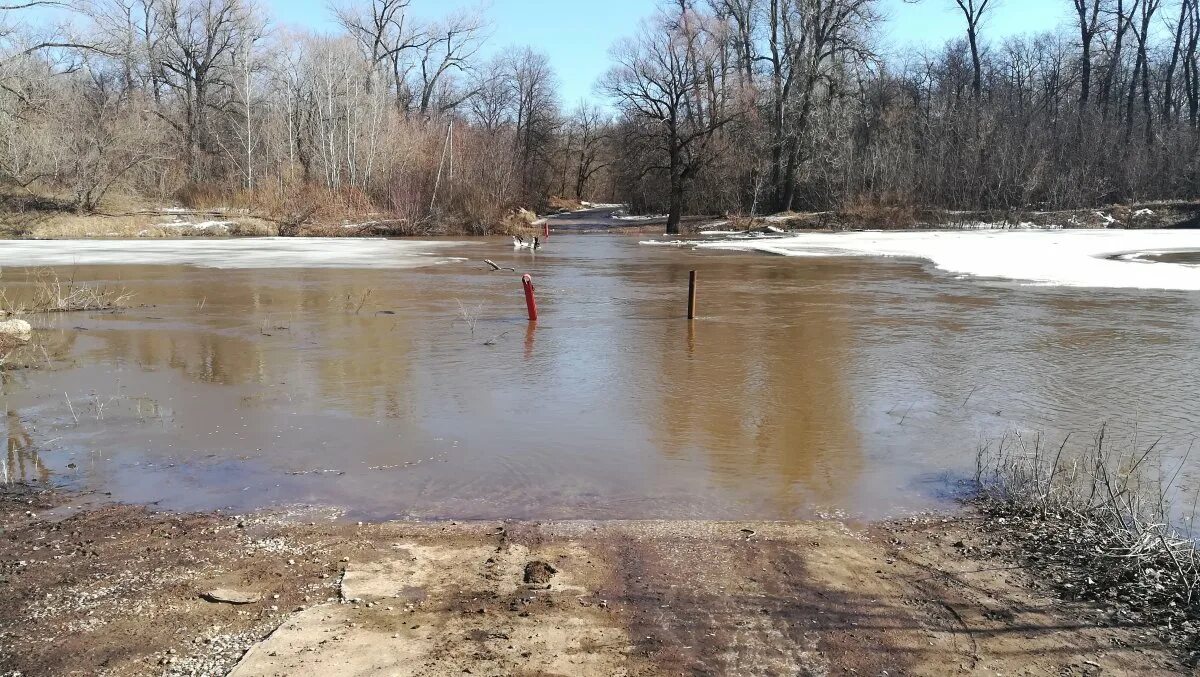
[0,209,277,239]
[835,202,920,229]
[973,427,1200,640]
[0,269,132,315]
[0,332,22,359]
[547,196,583,212]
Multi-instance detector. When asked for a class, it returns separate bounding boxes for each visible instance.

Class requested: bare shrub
[0,270,132,315]
[974,427,1200,634]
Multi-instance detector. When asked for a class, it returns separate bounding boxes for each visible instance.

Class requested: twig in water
[93,394,116,420]
[342,288,374,314]
[898,402,915,425]
[483,330,510,346]
[963,384,980,407]
[455,299,484,336]
[64,392,78,423]
[484,259,516,272]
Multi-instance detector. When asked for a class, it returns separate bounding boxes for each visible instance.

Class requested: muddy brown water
[3,235,1200,521]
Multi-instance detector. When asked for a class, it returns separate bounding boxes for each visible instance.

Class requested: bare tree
[413,10,484,115]
[1073,0,1103,108]
[1124,0,1159,143]
[157,0,261,181]
[1163,0,1195,122]
[950,0,994,99]
[761,0,881,211]
[602,6,742,233]
[505,46,558,201]
[568,102,611,199]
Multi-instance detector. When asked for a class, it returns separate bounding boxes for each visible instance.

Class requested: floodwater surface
[3,235,1200,520]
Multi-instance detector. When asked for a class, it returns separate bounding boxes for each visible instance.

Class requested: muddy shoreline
[1,482,1192,676]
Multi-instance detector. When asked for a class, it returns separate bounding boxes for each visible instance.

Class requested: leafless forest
[1,0,1199,234]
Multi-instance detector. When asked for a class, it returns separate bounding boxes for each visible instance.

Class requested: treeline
[1,0,1199,235]
[0,0,586,232]
[606,0,1200,232]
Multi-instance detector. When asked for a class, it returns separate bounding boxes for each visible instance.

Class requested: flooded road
[3,235,1200,520]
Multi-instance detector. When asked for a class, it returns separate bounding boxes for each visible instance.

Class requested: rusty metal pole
[687,270,697,320]
[522,274,538,322]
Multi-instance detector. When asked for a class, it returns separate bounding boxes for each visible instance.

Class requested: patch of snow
[581,202,624,209]
[1096,211,1117,226]
[950,221,1063,230]
[697,220,730,231]
[1134,208,1156,217]
[612,213,666,222]
[0,238,467,269]
[153,221,232,231]
[639,240,691,246]
[692,230,1200,290]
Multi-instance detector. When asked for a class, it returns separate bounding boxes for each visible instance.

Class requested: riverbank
[0,482,1190,676]
[4,196,1199,240]
[733,201,1200,231]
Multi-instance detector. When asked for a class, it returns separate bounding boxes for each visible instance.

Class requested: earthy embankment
[4,194,1200,240]
[0,484,1189,676]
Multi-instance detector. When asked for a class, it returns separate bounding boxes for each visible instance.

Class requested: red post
[522,274,538,322]
[543,221,550,238]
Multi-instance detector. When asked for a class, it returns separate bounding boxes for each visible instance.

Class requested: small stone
[199,589,261,605]
[523,561,557,585]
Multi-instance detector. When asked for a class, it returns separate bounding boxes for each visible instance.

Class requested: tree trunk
[666,143,683,235]
[1102,0,1131,121]
[780,144,798,212]
[968,25,982,99]
[1164,0,1191,123]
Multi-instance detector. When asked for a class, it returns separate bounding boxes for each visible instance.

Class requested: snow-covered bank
[0,238,466,269]
[691,230,1200,290]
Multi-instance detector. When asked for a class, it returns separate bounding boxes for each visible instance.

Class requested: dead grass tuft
[974,427,1200,643]
[0,269,132,315]
[836,202,920,229]
[547,196,583,213]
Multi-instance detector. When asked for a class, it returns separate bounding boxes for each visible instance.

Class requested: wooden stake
[687,270,697,320]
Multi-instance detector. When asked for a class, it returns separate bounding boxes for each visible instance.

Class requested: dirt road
[0,485,1186,676]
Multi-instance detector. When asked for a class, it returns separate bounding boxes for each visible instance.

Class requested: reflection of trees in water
[641,261,864,513]
[5,410,47,484]
[77,268,416,420]
[0,325,79,369]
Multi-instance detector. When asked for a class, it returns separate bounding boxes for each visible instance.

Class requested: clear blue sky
[267,0,1069,105]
